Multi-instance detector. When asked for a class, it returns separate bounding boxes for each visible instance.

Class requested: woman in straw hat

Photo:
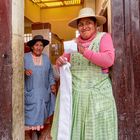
[24,35,56,139]
[51,7,117,140]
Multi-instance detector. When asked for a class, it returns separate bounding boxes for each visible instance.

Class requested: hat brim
[27,39,49,47]
[68,15,106,28]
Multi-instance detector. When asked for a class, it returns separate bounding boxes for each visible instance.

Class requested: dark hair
[77,17,97,25]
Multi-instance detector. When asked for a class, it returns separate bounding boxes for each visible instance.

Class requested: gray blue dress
[24,52,56,126]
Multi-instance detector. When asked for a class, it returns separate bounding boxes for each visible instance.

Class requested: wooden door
[0,0,12,139]
[111,0,140,139]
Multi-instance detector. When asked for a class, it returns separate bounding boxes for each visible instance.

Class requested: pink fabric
[63,33,115,73]
[62,32,96,61]
[77,31,97,48]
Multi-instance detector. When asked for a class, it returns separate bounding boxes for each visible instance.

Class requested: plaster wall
[84,0,95,9]
[24,0,40,22]
[41,6,82,41]
[12,0,24,139]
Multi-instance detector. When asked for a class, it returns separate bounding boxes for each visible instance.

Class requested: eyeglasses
[77,20,94,28]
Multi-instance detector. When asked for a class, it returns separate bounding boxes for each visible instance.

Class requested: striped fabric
[51,32,118,140]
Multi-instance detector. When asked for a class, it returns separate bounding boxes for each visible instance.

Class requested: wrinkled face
[32,41,44,56]
[77,17,97,40]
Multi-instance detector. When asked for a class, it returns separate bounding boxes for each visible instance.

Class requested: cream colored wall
[24,0,41,22]
[12,0,24,139]
[41,6,82,41]
[96,0,105,14]
[84,0,95,9]
[95,0,112,33]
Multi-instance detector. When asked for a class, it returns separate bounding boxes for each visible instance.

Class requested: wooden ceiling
[31,0,83,8]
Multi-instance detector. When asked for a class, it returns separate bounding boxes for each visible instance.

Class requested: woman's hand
[56,56,67,66]
[77,42,86,55]
[51,84,56,95]
[25,69,32,76]
[76,39,86,55]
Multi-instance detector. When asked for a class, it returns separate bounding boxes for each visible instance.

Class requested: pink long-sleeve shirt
[63,33,115,73]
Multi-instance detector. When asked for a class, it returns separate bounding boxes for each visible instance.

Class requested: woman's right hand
[25,69,32,76]
[56,56,67,67]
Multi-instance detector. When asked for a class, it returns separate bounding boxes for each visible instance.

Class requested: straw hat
[27,35,49,47]
[68,7,106,28]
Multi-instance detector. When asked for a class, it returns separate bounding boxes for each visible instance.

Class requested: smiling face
[32,41,44,56]
[77,17,97,40]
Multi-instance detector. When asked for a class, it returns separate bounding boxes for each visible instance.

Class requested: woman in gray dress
[24,35,56,139]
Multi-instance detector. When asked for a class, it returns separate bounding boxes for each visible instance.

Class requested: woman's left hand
[50,84,56,95]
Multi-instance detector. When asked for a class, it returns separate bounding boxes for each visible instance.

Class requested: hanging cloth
[57,62,72,140]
